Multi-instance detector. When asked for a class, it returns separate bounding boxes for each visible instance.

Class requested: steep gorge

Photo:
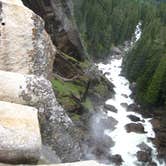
[0,0,166,165]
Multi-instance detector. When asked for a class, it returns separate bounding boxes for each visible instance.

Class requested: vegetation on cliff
[52,52,114,116]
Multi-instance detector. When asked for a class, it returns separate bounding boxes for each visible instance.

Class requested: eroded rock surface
[0,101,41,164]
[0,0,55,78]
[0,70,81,162]
[125,123,146,133]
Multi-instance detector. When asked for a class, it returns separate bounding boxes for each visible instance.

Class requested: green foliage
[82,98,93,110]
[52,79,83,96]
[73,0,140,58]
[51,79,85,111]
[124,2,166,106]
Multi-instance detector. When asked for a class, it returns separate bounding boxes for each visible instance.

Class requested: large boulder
[22,0,85,60]
[137,151,152,162]
[127,103,140,112]
[127,115,141,122]
[125,123,146,133]
[0,101,41,164]
[0,0,55,78]
[110,154,124,166]
[104,104,118,113]
[0,70,81,162]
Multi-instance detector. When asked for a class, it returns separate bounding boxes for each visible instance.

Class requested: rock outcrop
[22,0,85,60]
[0,0,81,164]
[0,101,41,164]
[0,0,55,78]
[0,69,81,163]
[125,123,146,133]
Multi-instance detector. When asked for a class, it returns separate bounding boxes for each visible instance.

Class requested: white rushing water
[97,23,165,166]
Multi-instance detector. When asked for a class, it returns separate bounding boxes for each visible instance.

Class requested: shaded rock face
[0,101,41,164]
[137,151,152,162]
[53,51,83,78]
[0,0,55,79]
[127,103,140,112]
[125,123,146,133]
[127,115,141,122]
[110,154,123,166]
[150,113,166,161]
[22,0,85,60]
[104,104,118,113]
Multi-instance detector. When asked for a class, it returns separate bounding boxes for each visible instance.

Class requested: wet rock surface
[110,154,123,166]
[104,104,118,113]
[125,123,146,133]
[137,142,152,155]
[137,151,152,162]
[121,94,128,98]
[127,115,141,122]
[120,102,128,108]
[127,103,140,112]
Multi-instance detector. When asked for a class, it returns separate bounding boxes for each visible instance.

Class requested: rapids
[96,23,165,166]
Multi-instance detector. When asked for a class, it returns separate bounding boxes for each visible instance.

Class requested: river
[96,23,165,166]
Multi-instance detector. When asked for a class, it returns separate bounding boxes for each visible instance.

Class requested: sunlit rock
[0,101,41,164]
[0,0,55,78]
[0,70,80,162]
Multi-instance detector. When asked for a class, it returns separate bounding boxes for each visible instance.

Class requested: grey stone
[0,101,41,164]
[104,104,118,113]
[125,123,147,133]
[0,0,55,79]
[137,151,152,162]
[127,115,141,122]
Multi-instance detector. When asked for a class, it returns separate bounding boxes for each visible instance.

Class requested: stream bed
[97,58,164,166]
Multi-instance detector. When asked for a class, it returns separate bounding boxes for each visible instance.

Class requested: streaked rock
[0,70,80,162]
[0,0,55,78]
[0,101,41,164]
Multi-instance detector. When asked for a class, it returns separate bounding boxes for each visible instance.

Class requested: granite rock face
[22,0,85,60]
[0,70,81,162]
[0,101,41,164]
[0,0,55,78]
[0,0,81,163]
